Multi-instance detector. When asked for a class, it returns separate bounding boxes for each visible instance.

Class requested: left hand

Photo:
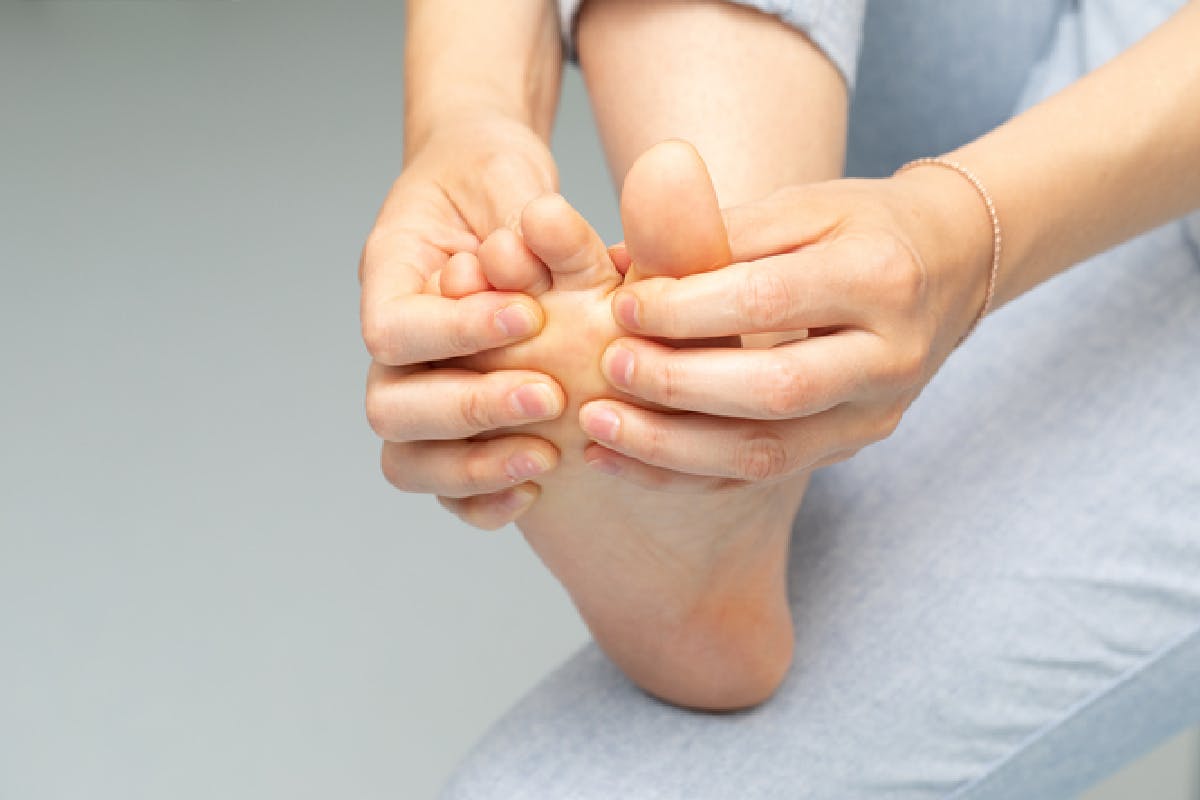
[578,169,996,491]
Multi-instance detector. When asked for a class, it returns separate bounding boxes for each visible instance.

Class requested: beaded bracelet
[894,156,1002,342]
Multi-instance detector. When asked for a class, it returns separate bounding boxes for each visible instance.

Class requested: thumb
[619,140,732,282]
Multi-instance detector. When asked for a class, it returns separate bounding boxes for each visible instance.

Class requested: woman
[361,0,1200,795]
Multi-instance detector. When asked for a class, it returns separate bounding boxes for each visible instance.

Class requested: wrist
[404,1,563,154]
[888,162,998,344]
[404,87,553,159]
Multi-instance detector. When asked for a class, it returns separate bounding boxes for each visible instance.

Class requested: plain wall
[0,3,1193,799]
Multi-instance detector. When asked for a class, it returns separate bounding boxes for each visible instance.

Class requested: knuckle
[873,237,927,311]
[447,312,479,356]
[641,421,672,466]
[874,403,907,441]
[457,387,496,432]
[656,355,685,408]
[643,284,683,338]
[358,231,386,276]
[458,444,497,492]
[733,430,790,481]
[757,360,807,418]
[361,313,393,362]
[364,390,394,440]
[380,447,421,493]
[737,268,793,331]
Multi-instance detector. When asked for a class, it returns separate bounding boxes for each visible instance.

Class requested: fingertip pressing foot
[439,251,490,299]
[607,242,631,276]
[520,193,620,292]
[478,227,553,296]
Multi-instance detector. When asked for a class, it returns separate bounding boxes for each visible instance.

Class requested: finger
[366,362,565,441]
[582,443,742,494]
[720,184,840,262]
[521,193,619,292]
[358,197,479,287]
[477,227,552,295]
[600,330,885,420]
[362,289,545,366]
[608,243,632,276]
[381,436,559,498]
[610,246,868,339]
[424,269,443,295]
[361,205,545,365]
[577,399,875,481]
[440,251,491,298]
[437,483,540,531]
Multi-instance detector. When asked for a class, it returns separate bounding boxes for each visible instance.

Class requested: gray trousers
[445,1,1200,796]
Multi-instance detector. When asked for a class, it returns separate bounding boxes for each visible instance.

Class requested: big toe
[520,193,620,293]
[620,140,731,282]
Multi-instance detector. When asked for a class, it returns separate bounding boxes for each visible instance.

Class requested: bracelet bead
[895,156,1002,343]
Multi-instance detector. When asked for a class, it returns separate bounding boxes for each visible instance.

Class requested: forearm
[948,1,1200,308]
[404,0,563,155]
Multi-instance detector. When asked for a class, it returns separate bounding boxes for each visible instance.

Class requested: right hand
[360,114,566,530]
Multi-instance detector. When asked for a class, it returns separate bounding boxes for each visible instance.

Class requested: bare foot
[445,142,808,709]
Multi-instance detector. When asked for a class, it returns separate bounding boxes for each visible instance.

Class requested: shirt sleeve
[556,0,867,90]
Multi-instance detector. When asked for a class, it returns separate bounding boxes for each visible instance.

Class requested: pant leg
[439,221,1200,800]
[556,0,868,90]
[441,2,1200,798]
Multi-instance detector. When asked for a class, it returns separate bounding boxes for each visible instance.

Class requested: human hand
[578,168,996,490]
[424,140,738,529]
[436,143,807,708]
[361,115,568,528]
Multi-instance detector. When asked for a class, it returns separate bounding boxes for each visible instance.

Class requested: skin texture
[363,0,1200,708]
[376,3,849,526]
[444,142,802,709]
[363,0,571,527]
[370,0,852,708]
[574,0,1200,488]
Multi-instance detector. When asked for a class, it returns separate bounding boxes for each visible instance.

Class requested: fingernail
[585,456,622,476]
[509,384,558,419]
[582,405,620,442]
[505,452,550,481]
[603,345,635,388]
[613,292,640,330]
[494,304,536,338]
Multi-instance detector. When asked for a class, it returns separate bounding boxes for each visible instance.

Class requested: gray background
[0,2,1194,798]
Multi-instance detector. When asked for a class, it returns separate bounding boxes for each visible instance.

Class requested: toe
[520,193,620,292]
[440,251,490,298]
[620,139,731,282]
[477,228,552,296]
